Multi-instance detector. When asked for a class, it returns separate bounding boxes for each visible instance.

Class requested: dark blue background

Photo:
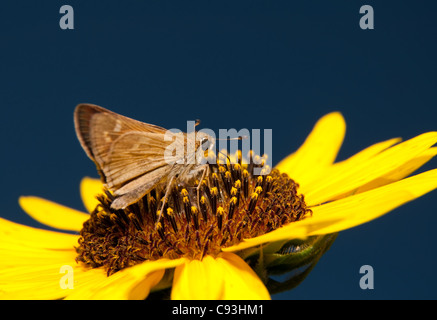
[1,1,436,299]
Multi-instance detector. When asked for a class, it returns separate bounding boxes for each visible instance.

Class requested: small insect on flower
[74,104,215,222]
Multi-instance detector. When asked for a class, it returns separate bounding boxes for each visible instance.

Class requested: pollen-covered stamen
[209,187,218,216]
[166,208,178,233]
[76,159,312,276]
[211,172,220,194]
[199,196,208,222]
[216,206,224,230]
[228,197,237,220]
[247,192,259,215]
[242,169,250,199]
[181,189,191,223]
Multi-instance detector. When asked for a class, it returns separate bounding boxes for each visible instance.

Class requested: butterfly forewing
[105,131,180,189]
[111,165,173,210]
[74,103,187,209]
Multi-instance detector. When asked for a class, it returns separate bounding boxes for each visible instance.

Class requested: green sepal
[265,233,337,275]
[243,233,338,293]
[265,233,337,294]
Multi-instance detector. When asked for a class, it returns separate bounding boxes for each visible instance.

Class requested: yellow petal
[0,218,80,300]
[222,220,314,252]
[0,263,75,299]
[0,263,99,300]
[65,258,185,300]
[305,168,437,235]
[18,196,89,232]
[354,147,437,194]
[276,112,346,186]
[0,244,77,267]
[65,270,164,300]
[171,253,270,300]
[299,137,401,194]
[80,177,105,213]
[0,246,80,299]
[217,252,270,300]
[313,147,437,203]
[304,132,437,206]
[0,217,78,249]
[329,138,402,172]
[225,168,437,251]
[171,256,223,299]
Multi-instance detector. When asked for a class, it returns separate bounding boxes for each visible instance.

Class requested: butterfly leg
[156,175,176,229]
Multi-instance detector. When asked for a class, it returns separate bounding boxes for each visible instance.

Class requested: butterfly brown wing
[104,131,184,189]
[110,164,173,210]
[74,104,168,178]
[74,103,184,208]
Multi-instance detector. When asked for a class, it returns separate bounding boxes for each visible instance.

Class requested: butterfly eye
[201,137,211,150]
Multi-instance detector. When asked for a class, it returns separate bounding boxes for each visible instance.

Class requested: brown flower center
[75,161,311,276]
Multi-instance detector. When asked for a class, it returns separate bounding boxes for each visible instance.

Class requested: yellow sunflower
[1,111,437,300]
